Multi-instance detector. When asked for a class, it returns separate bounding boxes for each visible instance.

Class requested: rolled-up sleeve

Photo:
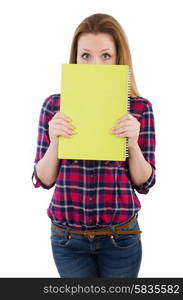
[32,95,56,189]
[132,101,156,194]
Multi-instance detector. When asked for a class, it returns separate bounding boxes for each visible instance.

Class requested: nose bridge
[93,55,101,64]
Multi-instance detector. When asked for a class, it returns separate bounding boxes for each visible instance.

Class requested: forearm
[36,142,60,186]
[128,142,152,186]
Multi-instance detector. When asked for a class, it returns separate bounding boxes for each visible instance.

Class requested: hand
[111,113,140,148]
[48,112,76,145]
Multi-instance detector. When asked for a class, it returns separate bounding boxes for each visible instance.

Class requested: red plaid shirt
[32,94,156,230]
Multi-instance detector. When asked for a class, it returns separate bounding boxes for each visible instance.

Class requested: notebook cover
[58,64,129,161]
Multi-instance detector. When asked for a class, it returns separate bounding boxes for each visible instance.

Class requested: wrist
[128,142,140,159]
[50,140,59,148]
[128,140,139,150]
[49,141,59,159]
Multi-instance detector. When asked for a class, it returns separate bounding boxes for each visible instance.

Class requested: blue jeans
[50,216,142,278]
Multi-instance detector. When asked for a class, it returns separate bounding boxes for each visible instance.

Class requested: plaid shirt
[32,94,156,230]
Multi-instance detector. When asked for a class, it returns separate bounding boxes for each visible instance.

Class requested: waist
[51,214,142,238]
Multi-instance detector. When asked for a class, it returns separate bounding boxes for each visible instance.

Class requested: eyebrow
[82,48,112,52]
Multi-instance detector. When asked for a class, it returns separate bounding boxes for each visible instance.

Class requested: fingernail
[66,116,72,121]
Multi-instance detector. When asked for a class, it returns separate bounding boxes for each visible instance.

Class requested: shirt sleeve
[31,95,56,189]
[130,101,156,194]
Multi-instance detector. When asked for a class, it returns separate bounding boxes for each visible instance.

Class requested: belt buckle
[84,231,96,239]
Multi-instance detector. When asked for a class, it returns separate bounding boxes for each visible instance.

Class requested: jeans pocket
[110,220,141,249]
[51,234,72,248]
[51,226,72,248]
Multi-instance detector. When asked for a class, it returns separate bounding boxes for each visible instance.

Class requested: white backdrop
[0,0,182,277]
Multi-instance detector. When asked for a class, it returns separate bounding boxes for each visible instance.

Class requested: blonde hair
[69,13,141,98]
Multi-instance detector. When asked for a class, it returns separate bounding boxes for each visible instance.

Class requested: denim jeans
[50,215,142,278]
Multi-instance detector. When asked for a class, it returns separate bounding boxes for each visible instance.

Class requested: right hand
[48,112,76,145]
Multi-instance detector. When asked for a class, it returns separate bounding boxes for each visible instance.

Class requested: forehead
[77,33,116,51]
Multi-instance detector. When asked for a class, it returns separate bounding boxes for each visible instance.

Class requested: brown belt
[51,215,142,239]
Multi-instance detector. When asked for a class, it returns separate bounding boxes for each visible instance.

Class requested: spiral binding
[125,67,131,159]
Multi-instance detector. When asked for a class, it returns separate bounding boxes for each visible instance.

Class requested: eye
[102,53,111,59]
[81,53,90,60]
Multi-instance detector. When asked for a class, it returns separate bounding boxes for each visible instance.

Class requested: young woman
[32,13,156,278]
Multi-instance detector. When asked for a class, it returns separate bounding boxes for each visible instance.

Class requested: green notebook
[58,64,130,161]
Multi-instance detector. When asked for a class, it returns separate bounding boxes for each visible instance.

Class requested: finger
[52,117,75,126]
[54,126,75,135]
[53,112,64,119]
[116,113,132,123]
[112,123,136,134]
[52,119,76,129]
[54,111,72,122]
[113,120,134,129]
[127,113,133,119]
[113,127,137,136]
[54,129,74,137]
[112,126,126,134]
[116,120,140,131]
[61,113,72,122]
[116,129,138,137]
[52,124,70,131]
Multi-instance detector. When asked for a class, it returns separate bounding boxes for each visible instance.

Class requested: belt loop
[108,224,119,240]
[64,227,70,239]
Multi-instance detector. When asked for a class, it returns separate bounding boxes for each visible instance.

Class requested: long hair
[69,13,141,98]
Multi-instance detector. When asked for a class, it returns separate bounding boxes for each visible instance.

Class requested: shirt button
[74,160,78,163]
[89,197,93,201]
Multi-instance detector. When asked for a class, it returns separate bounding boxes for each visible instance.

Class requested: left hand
[111,113,140,148]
